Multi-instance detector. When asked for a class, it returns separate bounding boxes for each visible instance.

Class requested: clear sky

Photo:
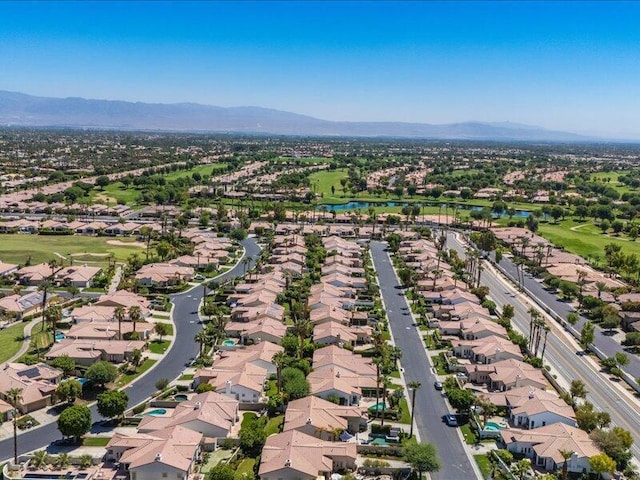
[1,1,639,138]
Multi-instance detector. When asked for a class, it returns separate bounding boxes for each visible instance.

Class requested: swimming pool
[174,394,189,401]
[484,421,506,431]
[368,402,386,412]
[55,331,65,342]
[222,339,235,347]
[135,408,167,417]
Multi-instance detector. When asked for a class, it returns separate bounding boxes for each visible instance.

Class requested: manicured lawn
[0,234,144,267]
[148,340,170,354]
[474,454,492,479]
[0,322,26,363]
[265,379,278,397]
[163,162,229,182]
[309,168,349,199]
[117,358,156,387]
[431,353,448,375]
[460,423,477,445]
[264,415,284,436]
[154,322,173,335]
[398,398,411,424]
[537,219,640,261]
[91,182,141,205]
[234,458,256,480]
[241,412,257,429]
[179,373,194,381]
[83,437,110,446]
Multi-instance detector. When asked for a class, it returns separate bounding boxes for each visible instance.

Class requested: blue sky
[1,1,639,138]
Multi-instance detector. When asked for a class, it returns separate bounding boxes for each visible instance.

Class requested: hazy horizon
[2,1,639,139]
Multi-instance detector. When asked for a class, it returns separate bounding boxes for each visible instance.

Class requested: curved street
[0,237,260,462]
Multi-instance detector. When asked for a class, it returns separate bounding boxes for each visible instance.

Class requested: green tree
[56,379,82,405]
[590,427,634,470]
[589,453,616,480]
[154,322,171,341]
[570,379,587,400]
[85,361,118,388]
[580,321,595,350]
[97,390,129,421]
[51,355,76,377]
[281,367,310,400]
[155,378,170,391]
[404,442,441,478]
[53,452,71,470]
[566,312,580,326]
[576,402,610,432]
[57,405,92,441]
[447,388,476,414]
[207,463,236,480]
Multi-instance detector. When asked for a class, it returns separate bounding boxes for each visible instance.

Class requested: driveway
[370,241,478,480]
[0,237,260,462]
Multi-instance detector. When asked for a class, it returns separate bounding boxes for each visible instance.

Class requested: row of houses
[400,236,604,476]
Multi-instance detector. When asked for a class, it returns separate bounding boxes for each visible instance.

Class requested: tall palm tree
[128,305,142,336]
[7,387,22,465]
[45,304,63,344]
[380,375,390,427]
[540,323,551,362]
[292,317,313,359]
[559,449,574,480]
[114,306,126,341]
[194,330,209,356]
[272,352,289,394]
[407,380,421,438]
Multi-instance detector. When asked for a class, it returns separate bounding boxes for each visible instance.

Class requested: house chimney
[225,380,232,394]
[194,401,201,410]
[306,417,312,425]
[285,459,291,467]
[155,453,162,462]
[515,375,521,388]
[528,390,535,399]
[336,371,341,378]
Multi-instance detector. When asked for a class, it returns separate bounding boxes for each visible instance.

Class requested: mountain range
[0,90,590,141]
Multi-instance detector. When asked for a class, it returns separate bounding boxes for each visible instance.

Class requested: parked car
[434,381,443,391]
[444,414,458,427]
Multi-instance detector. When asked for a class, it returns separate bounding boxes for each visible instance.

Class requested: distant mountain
[0,90,590,141]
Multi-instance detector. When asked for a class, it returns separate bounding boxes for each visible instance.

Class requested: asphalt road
[496,252,640,379]
[370,241,478,480]
[447,232,640,461]
[0,237,260,462]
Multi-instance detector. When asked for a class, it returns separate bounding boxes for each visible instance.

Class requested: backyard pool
[54,331,65,342]
[222,339,236,347]
[484,421,507,431]
[367,402,386,412]
[174,394,189,402]
[135,408,167,417]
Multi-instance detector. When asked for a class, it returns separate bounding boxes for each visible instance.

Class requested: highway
[496,253,640,380]
[371,241,479,480]
[0,237,260,462]
[447,232,640,461]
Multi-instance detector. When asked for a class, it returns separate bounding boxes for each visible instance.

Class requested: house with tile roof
[0,363,62,414]
[258,430,357,480]
[138,391,239,440]
[106,425,202,480]
[283,396,366,440]
[500,423,600,474]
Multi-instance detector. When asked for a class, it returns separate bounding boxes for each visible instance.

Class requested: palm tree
[540,323,551,362]
[272,351,288,394]
[407,380,421,438]
[44,304,63,346]
[7,387,22,465]
[559,449,574,480]
[194,330,209,356]
[114,306,125,340]
[31,449,49,469]
[128,305,142,335]
[380,375,390,427]
[527,308,540,351]
[291,316,313,359]
[53,452,71,470]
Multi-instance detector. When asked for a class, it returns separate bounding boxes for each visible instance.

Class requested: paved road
[0,237,260,462]
[496,252,640,380]
[447,233,640,461]
[371,241,478,480]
